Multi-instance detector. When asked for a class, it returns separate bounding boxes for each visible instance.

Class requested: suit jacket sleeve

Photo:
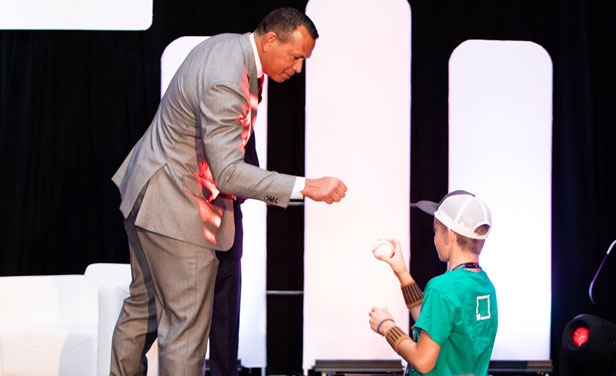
[198,77,296,207]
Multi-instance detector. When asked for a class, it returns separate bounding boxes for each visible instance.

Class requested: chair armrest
[96,285,130,376]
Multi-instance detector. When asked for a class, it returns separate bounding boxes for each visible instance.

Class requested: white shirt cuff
[290,177,305,200]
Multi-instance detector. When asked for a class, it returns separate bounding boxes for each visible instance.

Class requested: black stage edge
[203,360,263,375]
[489,360,553,375]
[307,359,553,376]
[312,359,404,375]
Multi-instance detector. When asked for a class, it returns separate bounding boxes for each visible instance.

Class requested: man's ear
[261,31,278,52]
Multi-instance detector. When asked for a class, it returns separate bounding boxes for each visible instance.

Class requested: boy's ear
[445,229,456,245]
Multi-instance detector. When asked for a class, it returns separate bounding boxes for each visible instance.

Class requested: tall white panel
[0,0,152,30]
[161,36,268,367]
[304,0,411,369]
[449,40,552,360]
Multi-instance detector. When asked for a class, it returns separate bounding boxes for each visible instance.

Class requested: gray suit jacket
[112,33,296,251]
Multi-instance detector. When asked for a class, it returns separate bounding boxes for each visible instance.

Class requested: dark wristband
[385,325,411,353]
[401,282,424,308]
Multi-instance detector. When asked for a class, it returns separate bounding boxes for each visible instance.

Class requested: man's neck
[249,33,263,78]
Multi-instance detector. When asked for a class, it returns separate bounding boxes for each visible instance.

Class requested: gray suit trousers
[110,190,219,375]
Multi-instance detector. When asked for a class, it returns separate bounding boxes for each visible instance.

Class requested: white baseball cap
[417,190,492,240]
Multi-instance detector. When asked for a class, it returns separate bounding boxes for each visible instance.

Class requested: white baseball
[372,239,394,259]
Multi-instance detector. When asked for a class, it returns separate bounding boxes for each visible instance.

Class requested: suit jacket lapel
[238,33,261,168]
[238,33,260,100]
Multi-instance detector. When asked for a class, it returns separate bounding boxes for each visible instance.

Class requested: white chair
[94,265,158,376]
[0,263,157,376]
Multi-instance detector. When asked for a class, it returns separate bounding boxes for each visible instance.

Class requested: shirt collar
[249,33,263,78]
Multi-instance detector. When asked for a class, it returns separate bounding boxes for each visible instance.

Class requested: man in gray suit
[110,7,347,376]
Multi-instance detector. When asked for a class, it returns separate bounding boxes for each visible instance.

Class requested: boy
[369,190,498,375]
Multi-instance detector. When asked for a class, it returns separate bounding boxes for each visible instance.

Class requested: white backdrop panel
[161,37,267,367]
[449,40,552,360]
[304,0,411,369]
[0,0,152,30]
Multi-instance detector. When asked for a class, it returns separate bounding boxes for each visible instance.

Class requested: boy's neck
[447,247,480,271]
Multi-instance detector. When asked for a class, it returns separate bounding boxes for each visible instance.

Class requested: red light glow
[235,66,258,154]
[572,327,589,346]
[196,160,220,201]
[184,158,225,245]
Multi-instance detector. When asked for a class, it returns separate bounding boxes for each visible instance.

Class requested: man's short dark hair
[255,7,319,42]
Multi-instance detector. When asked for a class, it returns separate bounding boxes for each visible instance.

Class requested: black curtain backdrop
[1,0,615,375]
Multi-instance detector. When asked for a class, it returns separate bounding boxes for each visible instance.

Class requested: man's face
[261,25,316,83]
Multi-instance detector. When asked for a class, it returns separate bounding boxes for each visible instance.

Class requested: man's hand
[302,177,347,204]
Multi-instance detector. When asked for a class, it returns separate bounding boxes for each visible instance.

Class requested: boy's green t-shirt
[410,269,498,376]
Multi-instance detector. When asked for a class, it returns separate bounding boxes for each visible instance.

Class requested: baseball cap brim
[417,190,474,216]
[417,200,438,215]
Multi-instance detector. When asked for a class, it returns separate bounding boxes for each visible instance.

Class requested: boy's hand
[376,239,408,275]
[375,239,416,286]
[369,307,396,335]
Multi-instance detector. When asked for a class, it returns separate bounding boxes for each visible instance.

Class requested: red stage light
[572,327,589,346]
